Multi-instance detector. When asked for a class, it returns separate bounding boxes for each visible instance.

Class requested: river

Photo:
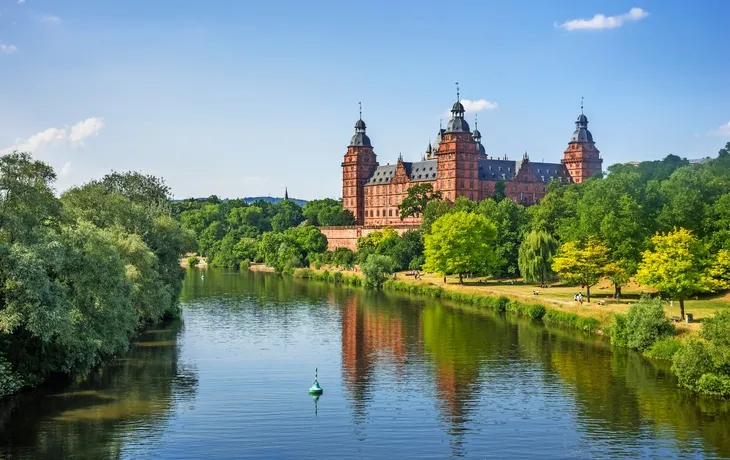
[1,269,729,459]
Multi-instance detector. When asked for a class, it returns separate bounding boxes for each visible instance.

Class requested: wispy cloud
[1,117,105,155]
[710,121,730,137]
[60,162,72,176]
[17,0,26,4]
[556,7,649,31]
[0,42,18,54]
[39,13,61,23]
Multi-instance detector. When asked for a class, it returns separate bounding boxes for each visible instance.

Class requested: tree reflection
[0,320,198,460]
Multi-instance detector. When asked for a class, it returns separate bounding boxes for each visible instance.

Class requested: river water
[1,269,730,459]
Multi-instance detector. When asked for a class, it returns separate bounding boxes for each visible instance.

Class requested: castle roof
[364,158,571,186]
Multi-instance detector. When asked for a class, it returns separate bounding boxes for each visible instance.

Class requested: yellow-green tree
[423,211,497,283]
[552,238,610,303]
[636,228,709,319]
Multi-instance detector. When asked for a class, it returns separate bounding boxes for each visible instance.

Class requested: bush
[362,254,394,289]
[672,339,714,391]
[332,271,344,284]
[645,337,682,361]
[187,256,200,268]
[696,373,730,397]
[609,300,674,351]
[239,259,250,270]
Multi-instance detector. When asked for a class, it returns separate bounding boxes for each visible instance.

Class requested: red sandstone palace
[322,94,602,249]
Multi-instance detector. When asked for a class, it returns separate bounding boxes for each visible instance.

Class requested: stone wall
[318,225,420,251]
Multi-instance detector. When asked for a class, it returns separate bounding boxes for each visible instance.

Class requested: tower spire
[581,96,584,115]
[359,101,362,120]
[456,82,460,102]
[475,113,478,130]
[284,187,289,201]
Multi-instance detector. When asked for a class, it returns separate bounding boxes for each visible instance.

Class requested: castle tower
[436,84,480,201]
[561,102,602,183]
[342,104,377,225]
[472,114,487,159]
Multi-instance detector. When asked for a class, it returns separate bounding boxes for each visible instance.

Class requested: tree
[477,198,529,276]
[518,230,558,285]
[423,211,497,283]
[636,228,711,319]
[361,254,394,289]
[302,198,355,226]
[420,200,452,233]
[398,183,442,220]
[271,200,304,232]
[552,238,610,303]
[493,180,506,202]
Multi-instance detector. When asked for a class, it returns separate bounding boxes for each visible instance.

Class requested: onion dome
[570,112,594,143]
[349,103,371,146]
[446,83,469,133]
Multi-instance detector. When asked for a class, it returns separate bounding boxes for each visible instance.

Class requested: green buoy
[308,367,323,395]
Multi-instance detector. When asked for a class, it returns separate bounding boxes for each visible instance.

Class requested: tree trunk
[680,298,685,320]
[614,284,622,298]
[443,276,447,284]
[586,285,591,304]
[459,273,463,284]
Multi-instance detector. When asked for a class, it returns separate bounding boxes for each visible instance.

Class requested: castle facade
[341,96,602,227]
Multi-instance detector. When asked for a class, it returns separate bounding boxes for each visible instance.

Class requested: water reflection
[0,320,198,460]
[2,269,730,459]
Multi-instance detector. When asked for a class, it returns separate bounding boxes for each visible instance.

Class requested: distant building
[341,92,603,227]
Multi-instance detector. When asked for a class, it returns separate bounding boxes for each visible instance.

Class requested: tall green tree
[636,228,711,319]
[492,180,506,202]
[552,238,610,303]
[398,183,442,220]
[477,198,528,276]
[423,211,497,283]
[518,230,558,285]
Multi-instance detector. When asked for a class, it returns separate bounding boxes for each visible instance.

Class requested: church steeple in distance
[284,187,289,201]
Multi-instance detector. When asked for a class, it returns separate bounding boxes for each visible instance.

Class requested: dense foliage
[0,153,192,398]
[172,197,346,272]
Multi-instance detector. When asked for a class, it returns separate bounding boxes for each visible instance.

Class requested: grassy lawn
[397,272,730,333]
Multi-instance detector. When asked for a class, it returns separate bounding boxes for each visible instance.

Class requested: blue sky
[1,0,729,200]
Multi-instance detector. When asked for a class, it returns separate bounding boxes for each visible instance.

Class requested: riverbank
[294,266,729,335]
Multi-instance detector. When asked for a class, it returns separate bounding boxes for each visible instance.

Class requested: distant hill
[172,196,307,206]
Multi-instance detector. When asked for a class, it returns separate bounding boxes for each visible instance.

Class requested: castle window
[389,209,392,216]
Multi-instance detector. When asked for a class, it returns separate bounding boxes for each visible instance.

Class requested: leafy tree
[384,230,424,271]
[302,198,355,226]
[492,180,506,202]
[636,228,710,319]
[477,198,528,276]
[552,238,610,303]
[94,171,172,207]
[420,200,453,233]
[398,183,442,220]
[361,254,394,289]
[0,152,60,244]
[271,199,304,232]
[518,230,558,285]
[356,227,397,251]
[423,211,497,283]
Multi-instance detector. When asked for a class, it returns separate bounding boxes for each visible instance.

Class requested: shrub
[362,254,394,289]
[645,337,682,361]
[0,356,23,398]
[239,259,250,270]
[321,270,331,283]
[696,373,730,397]
[609,300,674,351]
[332,271,344,284]
[187,256,200,268]
[672,339,714,391]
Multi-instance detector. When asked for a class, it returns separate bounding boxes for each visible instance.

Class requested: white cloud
[461,98,498,112]
[60,162,72,176]
[444,98,498,117]
[18,0,26,4]
[70,117,105,143]
[40,13,61,23]
[1,117,105,155]
[711,121,730,137]
[557,7,649,31]
[0,42,18,54]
